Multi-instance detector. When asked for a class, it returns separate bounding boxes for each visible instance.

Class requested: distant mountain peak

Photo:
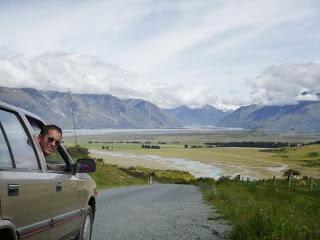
[215,103,240,112]
[217,101,320,133]
[168,104,229,126]
[203,104,214,109]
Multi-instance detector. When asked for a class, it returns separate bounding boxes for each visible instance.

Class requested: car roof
[0,101,44,122]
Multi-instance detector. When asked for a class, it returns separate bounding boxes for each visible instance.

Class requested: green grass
[198,178,320,240]
[65,145,91,159]
[65,145,144,188]
[90,161,146,189]
[119,166,196,184]
[65,145,195,189]
[66,145,320,239]
[90,161,195,189]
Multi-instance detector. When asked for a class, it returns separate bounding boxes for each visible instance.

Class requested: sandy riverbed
[90,149,287,179]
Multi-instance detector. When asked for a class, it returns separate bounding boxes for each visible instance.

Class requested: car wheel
[76,206,93,240]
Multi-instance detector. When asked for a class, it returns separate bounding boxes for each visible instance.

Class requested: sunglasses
[47,137,61,145]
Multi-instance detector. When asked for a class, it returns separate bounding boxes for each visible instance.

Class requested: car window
[0,109,39,170]
[26,115,43,136]
[0,124,13,168]
[46,148,67,172]
[26,116,70,172]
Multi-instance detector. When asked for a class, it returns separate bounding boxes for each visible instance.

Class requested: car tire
[75,206,93,240]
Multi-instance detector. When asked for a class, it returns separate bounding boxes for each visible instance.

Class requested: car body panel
[50,172,82,239]
[0,101,96,240]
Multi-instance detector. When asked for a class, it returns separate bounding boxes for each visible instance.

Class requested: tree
[283,169,301,180]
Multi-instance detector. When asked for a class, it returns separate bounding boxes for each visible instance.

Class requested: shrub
[283,169,301,179]
[217,176,231,184]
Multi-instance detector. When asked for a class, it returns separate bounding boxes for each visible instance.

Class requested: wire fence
[234,175,319,192]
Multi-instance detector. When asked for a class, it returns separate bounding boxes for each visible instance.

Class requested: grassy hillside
[198,178,320,240]
[260,144,320,178]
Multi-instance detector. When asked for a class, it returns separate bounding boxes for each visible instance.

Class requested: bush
[195,178,215,191]
[217,176,231,184]
[283,169,301,179]
[307,152,319,158]
[66,145,90,159]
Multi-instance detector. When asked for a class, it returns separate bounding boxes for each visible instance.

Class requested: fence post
[149,176,153,184]
[288,175,291,189]
[310,177,314,192]
[273,176,276,186]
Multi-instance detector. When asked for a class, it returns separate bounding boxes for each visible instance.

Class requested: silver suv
[0,101,97,240]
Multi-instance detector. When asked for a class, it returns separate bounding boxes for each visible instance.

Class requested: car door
[27,117,84,239]
[45,147,84,240]
[0,108,53,240]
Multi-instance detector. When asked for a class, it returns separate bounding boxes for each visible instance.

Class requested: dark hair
[39,124,62,136]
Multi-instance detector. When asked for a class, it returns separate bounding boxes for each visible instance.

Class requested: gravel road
[92,184,230,240]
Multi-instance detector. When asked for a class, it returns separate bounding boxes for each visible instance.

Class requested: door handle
[56,182,62,192]
[8,184,19,196]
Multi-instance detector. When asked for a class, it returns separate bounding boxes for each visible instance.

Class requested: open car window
[45,147,68,172]
[26,116,71,172]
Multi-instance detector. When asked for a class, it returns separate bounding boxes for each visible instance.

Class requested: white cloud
[0,1,319,108]
[1,48,320,109]
[0,48,217,108]
[145,84,217,108]
[248,63,320,105]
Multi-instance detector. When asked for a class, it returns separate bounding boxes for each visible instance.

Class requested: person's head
[37,125,62,157]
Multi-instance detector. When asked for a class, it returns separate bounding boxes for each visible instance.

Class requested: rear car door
[0,108,53,240]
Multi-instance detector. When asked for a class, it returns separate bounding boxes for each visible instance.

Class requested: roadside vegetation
[65,145,195,189]
[197,177,320,240]
[119,166,195,184]
[66,144,320,239]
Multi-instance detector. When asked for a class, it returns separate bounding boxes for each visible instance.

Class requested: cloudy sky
[0,0,319,109]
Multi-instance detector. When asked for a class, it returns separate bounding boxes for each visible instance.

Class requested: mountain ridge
[166,105,228,126]
[0,86,181,129]
[217,101,320,133]
[1,86,320,133]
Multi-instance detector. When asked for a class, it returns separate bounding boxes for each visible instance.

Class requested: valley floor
[64,130,320,179]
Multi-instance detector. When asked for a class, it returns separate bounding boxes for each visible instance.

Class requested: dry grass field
[63,130,320,179]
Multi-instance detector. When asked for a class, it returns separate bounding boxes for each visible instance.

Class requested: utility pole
[68,89,78,145]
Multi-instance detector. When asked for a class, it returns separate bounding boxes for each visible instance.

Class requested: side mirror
[75,159,96,173]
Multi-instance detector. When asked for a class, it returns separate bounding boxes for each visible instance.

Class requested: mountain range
[0,86,179,129]
[217,102,320,133]
[1,86,320,133]
[167,105,228,126]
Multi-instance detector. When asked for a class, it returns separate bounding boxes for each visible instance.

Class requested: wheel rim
[82,214,92,240]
